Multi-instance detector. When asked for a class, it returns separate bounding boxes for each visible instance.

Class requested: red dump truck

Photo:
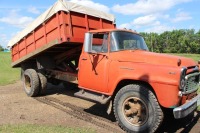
[8,0,200,132]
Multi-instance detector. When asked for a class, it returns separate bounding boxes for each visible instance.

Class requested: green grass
[171,53,200,62]
[0,52,20,86]
[0,124,95,133]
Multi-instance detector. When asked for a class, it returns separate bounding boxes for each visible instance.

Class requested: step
[74,89,111,104]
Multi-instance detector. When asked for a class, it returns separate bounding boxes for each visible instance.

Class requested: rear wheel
[114,84,163,133]
[38,73,47,95]
[23,69,40,97]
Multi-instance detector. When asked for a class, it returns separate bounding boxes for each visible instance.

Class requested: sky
[0,0,200,48]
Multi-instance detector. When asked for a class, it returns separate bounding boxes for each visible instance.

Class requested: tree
[140,29,200,54]
[0,45,4,51]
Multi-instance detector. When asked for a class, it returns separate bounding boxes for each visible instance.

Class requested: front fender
[108,61,181,108]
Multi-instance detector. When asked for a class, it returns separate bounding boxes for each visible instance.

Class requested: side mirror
[84,33,93,53]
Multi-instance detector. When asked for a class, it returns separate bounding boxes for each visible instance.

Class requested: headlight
[179,67,187,90]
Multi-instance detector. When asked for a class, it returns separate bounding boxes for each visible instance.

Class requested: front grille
[183,72,200,94]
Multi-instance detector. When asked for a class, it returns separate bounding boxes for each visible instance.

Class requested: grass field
[0,124,95,133]
[171,53,200,62]
[0,52,20,86]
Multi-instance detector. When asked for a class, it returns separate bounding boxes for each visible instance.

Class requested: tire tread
[38,72,47,95]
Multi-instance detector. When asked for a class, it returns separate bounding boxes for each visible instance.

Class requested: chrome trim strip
[120,67,134,70]
[179,67,187,90]
[185,72,200,80]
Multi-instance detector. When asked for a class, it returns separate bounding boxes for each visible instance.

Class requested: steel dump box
[9,0,115,67]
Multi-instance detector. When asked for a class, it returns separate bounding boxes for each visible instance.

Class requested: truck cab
[79,29,148,93]
[77,29,200,132]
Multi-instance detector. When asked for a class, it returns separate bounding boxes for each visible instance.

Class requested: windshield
[110,31,149,52]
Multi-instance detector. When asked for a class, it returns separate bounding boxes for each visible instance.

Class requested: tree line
[0,45,10,52]
[0,45,4,51]
[140,29,200,54]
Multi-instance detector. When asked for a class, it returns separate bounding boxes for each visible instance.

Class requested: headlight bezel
[179,67,187,91]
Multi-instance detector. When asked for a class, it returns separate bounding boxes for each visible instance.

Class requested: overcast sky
[0,0,200,48]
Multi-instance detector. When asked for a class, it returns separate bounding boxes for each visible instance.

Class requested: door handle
[82,58,87,60]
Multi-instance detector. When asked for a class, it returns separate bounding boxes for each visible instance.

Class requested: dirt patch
[0,82,122,133]
[0,82,199,133]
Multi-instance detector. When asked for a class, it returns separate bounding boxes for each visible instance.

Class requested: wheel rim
[122,97,148,126]
[24,75,31,92]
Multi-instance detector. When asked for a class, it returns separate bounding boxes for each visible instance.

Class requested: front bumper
[173,94,200,119]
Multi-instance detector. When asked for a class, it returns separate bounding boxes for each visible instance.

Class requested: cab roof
[88,29,140,35]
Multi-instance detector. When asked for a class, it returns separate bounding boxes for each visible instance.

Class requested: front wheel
[114,84,163,133]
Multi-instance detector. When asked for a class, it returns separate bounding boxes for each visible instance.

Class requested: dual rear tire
[23,69,47,97]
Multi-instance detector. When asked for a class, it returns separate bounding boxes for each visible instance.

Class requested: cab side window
[92,33,108,53]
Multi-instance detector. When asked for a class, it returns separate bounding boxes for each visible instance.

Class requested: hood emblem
[169,72,176,75]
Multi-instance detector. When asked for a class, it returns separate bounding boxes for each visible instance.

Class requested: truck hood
[110,50,197,67]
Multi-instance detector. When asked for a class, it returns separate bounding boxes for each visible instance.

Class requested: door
[78,33,110,93]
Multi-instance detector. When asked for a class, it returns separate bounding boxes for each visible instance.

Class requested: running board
[74,90,111,104]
